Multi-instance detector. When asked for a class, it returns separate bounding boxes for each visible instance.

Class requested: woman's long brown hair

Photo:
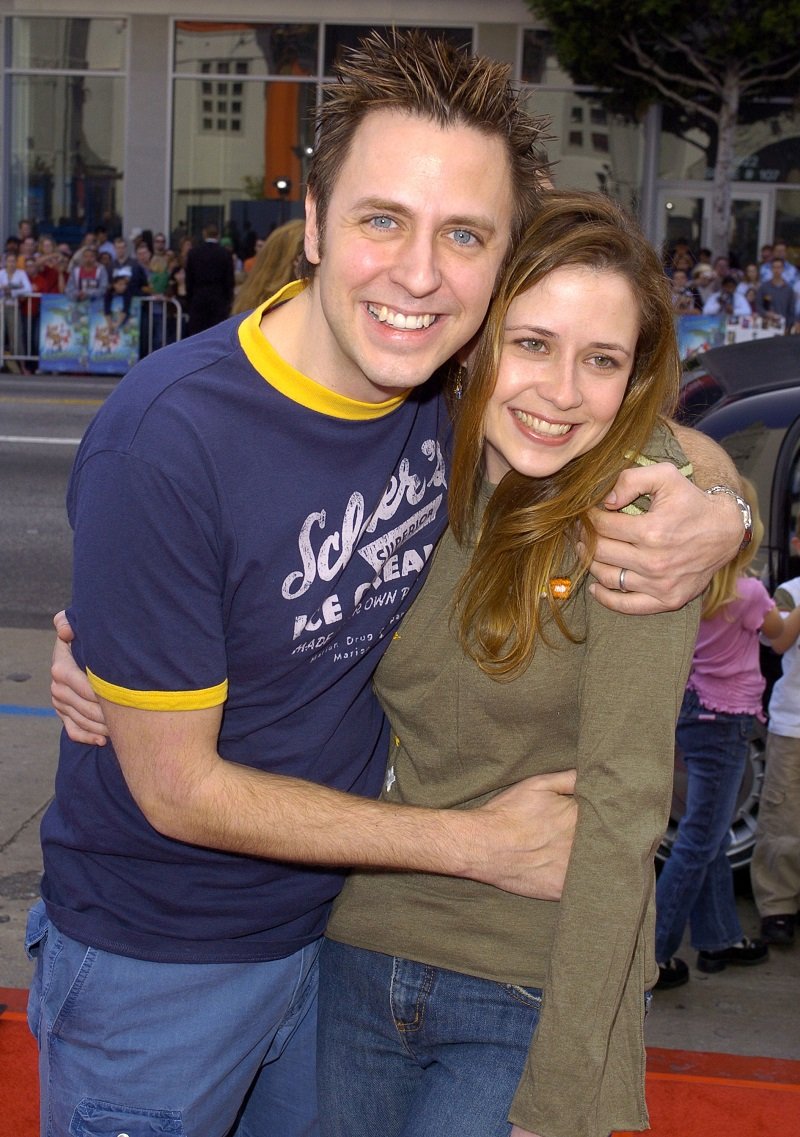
[448,190,680,678]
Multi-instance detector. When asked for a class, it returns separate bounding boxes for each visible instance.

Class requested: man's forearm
[103,700,576,900]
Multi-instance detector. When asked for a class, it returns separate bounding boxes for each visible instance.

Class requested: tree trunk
[710,70,740,261]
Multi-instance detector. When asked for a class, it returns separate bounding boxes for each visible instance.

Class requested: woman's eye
[520,338,547,353]
[589,354,616,369]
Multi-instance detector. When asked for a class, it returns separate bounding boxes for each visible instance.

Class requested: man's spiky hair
[305,29,552,255]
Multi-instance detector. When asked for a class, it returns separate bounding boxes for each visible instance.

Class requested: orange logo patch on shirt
[549,577,572,601]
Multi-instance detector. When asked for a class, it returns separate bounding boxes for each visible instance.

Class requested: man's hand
[469,770,577,900]
[51,610,109,746]
[510,1128,544,1137]
[587,463,742,614]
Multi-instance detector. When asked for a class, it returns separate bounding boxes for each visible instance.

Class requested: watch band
[706,485,753,552]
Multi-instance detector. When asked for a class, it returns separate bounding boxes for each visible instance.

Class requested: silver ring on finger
[618,567,628,593]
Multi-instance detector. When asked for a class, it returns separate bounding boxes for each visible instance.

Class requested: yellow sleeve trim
[87,669,228,711]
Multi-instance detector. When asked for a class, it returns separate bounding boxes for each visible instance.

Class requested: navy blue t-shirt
[41,291,451,962]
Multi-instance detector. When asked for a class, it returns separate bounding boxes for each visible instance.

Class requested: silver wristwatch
[706,485,753,552]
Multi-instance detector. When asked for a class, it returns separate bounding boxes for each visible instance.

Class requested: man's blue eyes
[367,218,477,245]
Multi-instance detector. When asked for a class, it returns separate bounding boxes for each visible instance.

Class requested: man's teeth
[513,410,571,436]
[369,305,435,330]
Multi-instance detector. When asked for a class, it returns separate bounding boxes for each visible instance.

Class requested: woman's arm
[508,591,701,1137]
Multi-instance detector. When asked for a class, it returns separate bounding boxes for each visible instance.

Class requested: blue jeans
[655,689,752,960]
[316,938,543,1137]
[25,900,320,1137]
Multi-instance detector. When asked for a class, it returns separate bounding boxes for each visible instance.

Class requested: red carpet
[0,988,38,1135]
[2,988,798,1136]
[614,1048,800,1137]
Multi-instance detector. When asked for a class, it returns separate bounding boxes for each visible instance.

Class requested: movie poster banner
[38,295,141,374]
[676,313,784,364]
[88,296,140,374]
[38,294,89,373]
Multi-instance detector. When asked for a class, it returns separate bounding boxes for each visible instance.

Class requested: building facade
[1,1,799,265]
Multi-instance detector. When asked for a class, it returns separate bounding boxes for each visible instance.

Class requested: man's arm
[52,613,576,900]
[99,695,576,901]
[588,425,744,614]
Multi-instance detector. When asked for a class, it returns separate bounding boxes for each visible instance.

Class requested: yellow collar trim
[238,281,410,421]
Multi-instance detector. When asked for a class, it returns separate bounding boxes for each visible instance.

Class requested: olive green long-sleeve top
[326,429,700,1137]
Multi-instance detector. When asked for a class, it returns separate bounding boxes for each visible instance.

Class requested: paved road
[0,374,114,627]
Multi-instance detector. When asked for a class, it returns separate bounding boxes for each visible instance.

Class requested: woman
[34,235,66,294]
[232,218,305,315]
[317,191,701,1137]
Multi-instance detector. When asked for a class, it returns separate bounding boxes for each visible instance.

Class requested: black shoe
[656,957,689,989]
[761,915,795,946]
[696,938,769,973]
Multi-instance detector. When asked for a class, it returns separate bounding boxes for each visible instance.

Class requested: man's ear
[305,191,321,266]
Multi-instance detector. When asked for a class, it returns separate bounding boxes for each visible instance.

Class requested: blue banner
[88,296,140,373]
[38,294,90,372]
[38,295,141,374]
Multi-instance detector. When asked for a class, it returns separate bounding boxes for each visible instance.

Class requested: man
[184,221,235,335]
[94,224,117,260]
[703,274,751,317]
[102,235,148,330]
[755,257,796,330]
[670,267,702,314]
[760,239,798,286]
[37,30,745,1137]
[65,246,109,302]
[691,260,717,307]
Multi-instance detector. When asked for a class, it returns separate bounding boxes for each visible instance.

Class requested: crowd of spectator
[11,217,796,374]
[664,236,800,333]
[0,217,308,372]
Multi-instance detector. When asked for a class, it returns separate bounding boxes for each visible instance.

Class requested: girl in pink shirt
[655,478,800,988]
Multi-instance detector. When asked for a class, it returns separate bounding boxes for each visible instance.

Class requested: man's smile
[366,303,438,330]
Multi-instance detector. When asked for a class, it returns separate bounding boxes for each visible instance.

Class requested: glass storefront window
[174,22,318,78]
[522,88,642,212]
[9,17,126,71]
[521,28,572,86]
[8,74,125,241]
[172,78,315,244]
[775,190,800,255]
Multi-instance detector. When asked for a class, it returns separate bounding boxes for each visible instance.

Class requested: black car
[658,335,800,869]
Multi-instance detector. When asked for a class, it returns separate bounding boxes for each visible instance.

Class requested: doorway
[656,184,774,268]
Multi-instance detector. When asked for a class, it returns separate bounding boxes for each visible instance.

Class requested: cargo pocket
[70,1099,184,1136]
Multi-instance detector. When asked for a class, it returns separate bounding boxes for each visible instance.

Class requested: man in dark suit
[185,223,235,336]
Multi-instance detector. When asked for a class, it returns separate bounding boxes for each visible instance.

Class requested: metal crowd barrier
[0,294,184,374]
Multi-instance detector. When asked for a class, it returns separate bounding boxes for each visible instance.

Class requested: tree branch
[622,31,721,102]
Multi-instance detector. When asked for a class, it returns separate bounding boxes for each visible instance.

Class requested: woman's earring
[454,365,466,400]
